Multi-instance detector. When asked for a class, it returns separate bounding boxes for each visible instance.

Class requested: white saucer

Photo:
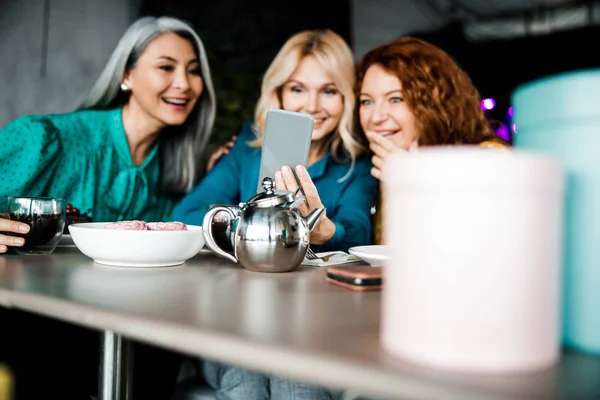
[348,245,388,266]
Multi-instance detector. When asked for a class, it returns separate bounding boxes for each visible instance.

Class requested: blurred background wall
[0,0,139,126]
[1,0,600,143]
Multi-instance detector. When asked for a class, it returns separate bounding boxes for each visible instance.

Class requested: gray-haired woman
[0,16,215,399]
[0,16,215,248]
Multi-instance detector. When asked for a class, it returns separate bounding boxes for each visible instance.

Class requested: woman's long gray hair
[80,16,216,194]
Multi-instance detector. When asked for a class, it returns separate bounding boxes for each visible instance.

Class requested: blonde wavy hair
[250,30,364,172]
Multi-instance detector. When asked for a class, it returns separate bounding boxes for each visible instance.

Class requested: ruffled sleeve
[0,116,63,197]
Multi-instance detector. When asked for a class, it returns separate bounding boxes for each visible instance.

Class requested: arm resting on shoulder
[172,126,254,225]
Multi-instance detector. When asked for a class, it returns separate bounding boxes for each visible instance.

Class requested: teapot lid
[246,177,295,207]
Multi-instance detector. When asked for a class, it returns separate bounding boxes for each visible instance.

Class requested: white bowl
[69,222,204,268]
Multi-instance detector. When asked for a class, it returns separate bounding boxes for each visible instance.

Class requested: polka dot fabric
[0,108,180,222]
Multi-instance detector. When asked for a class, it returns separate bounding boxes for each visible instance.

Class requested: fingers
[274,165,333,244]
[0,218,30,234]
[206,137,237,172]
[294,166,317,199]
[217,148,229,157]
[206,152,221,172]
[220,136,237,155]
[274,170,286,191]
[367,132,400,153]
[282,166,310,214]
[0,233,26,253]
[274,166,306,214]
[226,136,237,148]
[0,218,28,252]
[295,165,323,213]
[0,235,25,246]
[368,136,417,181]
[292,165,334,244]
[371,155,384,170]
[275,165,324,216]
[369,142,390,160]
[371,166,382,180]
[280,166,299,191]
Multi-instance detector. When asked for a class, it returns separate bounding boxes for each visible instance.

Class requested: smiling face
[122,32,204,128]
[359,64,419,150]
[280,55,344,142]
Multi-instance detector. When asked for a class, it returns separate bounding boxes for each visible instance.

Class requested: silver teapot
[202,178,324,272]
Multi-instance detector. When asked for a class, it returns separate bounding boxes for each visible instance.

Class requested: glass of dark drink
[7,197,66,255]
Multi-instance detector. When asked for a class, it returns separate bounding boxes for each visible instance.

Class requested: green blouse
[0,108,180,222]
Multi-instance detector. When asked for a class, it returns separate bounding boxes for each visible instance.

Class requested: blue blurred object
[512,69,600,355]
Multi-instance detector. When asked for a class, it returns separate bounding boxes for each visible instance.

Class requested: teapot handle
[202,206,238,263]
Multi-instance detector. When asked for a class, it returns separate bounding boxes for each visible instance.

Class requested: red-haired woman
[356,37,507,243]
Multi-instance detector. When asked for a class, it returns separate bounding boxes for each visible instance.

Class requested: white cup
[381,147,565,373]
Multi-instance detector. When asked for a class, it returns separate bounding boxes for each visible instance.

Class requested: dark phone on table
[326,266,383,291]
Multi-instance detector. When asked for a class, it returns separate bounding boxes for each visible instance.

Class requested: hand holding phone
[275,164,336,245]
[257,109,314,192]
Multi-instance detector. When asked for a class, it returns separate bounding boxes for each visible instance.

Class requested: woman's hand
[0,217,29,253]
[274,165,335,245]
[206,136,237,173]
[367,132,418,180]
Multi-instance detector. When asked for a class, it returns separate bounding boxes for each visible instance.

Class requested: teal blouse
[0,108,179,222]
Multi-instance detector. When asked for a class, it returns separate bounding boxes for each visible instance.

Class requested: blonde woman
[174,30,377,252]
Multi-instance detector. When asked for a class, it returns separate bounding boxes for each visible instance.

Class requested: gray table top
[0,248,599,400]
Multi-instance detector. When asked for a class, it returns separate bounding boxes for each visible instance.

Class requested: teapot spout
[304,208,325,232]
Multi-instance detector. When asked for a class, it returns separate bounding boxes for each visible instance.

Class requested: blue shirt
[173,122,377,252]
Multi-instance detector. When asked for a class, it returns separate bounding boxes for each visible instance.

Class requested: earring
[120,83,129,92]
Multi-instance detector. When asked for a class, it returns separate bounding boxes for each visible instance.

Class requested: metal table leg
[99,330,133,400]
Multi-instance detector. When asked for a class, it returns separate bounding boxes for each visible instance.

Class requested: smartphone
[326,266,383,291]
[256,109,314,192]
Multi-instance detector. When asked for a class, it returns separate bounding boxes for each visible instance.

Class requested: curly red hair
[356,37,497,146]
